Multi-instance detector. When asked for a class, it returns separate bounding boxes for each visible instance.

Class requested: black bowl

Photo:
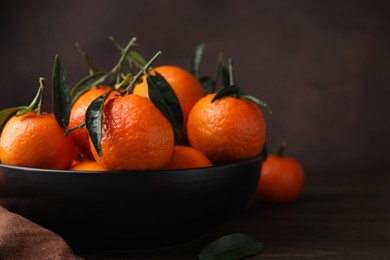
[0,154,263,252]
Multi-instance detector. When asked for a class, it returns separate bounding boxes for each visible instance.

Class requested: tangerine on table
[256,153,305,203]
[69,86,115,159]
[162,145,212,170]
[133,65,205,141]
[90,94,174,171]
[187,93,266,163]
[70,160,106,172]
[0,112,76,170]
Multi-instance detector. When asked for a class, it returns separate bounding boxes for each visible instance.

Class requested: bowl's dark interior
[0,155,262,251]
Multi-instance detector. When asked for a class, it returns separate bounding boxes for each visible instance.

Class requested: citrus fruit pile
[0,38,269,172]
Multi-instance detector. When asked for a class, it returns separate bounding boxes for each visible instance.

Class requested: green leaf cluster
[69,37,142,105]
[81,42,184,157]
[189,44,272,114]
[1,37,184,157]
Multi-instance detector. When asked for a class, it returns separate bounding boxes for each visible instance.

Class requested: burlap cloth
[0,206,81,260]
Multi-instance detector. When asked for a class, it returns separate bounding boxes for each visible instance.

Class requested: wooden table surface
[82,170,390,259]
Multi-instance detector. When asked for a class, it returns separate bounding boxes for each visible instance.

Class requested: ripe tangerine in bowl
[0,153,263,252]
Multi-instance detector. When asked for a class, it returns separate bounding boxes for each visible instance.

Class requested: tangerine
[69,86,115,159]
[187,93,266,163]
[90,94,174,171]
[162,145,212,170]
[133,65,205,140]
[0,112,76,170]
[70,160,106,171]
[256,154,304,203]
[69,156,89,168]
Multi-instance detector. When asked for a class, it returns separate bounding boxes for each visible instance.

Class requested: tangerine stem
[109,36,123,51]
[64,122,85,136]
[228,58,234,86]
[110,37,137,75]
[121,51,162,95]
[75,42,99,75]
[37,77,46,115]
[16,82,43,117]
[277,142,287,157]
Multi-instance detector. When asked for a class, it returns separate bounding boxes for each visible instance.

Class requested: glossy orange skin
[187,93,266,163]
[70,160,106,171]
[162,145,212,170]
[256,155,305,203]
[0,112,76,170]
[69,86,115,159]
[133,65,205,141]
[90,94,174,171]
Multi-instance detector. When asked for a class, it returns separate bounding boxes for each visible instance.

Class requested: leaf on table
[199,233,264,260]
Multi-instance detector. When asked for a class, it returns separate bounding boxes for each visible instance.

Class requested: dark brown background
[0,0,389,173]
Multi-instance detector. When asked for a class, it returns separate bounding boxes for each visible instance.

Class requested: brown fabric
[0,206,81,260]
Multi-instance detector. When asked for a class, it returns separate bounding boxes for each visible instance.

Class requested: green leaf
[211,85,240,103]
[190,43,205,79]
[85,90,116,157]
[221,64,230,87]
[114,73,132,90]
[188,43,220,94]
[109,36,146,69]
[199,76,215,95]
[52,55,72,129]
[240,94,272,114]
[120,51,162,95]
[212,87,273,114]
[212,58,272,114]
[199,233,264,260]
[147,72,183,144]
[0,107,25,133]
[129,50,147,68]
[70,72,107,105]
[209,52,225,93]
[75,42,99,75]
[106,73,118,87]
[109,36,124,50]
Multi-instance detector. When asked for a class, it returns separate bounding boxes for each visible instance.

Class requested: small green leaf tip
[199,233,264,260]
